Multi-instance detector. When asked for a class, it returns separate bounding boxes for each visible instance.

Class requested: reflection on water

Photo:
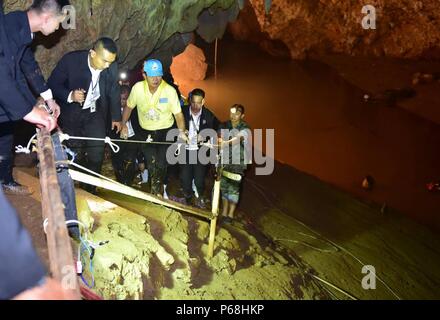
[174,39,440,230]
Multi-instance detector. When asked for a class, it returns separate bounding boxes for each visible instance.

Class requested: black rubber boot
[0,157,13,184]
[0,158,31,195]
[150,165,165,196]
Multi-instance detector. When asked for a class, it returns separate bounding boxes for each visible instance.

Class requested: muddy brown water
[173,39,440,232]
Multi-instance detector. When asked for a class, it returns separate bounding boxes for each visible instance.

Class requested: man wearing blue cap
[120,59,188,196]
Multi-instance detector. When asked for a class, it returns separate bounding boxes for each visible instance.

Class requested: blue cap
[144,59,163,77]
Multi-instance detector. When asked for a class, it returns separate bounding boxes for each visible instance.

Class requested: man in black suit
[48,37,122,193]
[0,0,67,195]
[180,88,219,208]
[0,1,76,299]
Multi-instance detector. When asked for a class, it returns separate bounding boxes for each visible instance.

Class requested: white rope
[43,218,49,234]
[63,146,76,163]
[104,136,120,153]
[310,274,358,300]
[18,132,215,156]
[43,218,87,235]
[200,141,216,149]
[173,141,216,157]
[59,133,187,154]
[65,219,88,231]
[60,133,121,153]
[246,178,402,300]
[273,238,338,254]
[175,143,183,157]
[15,133,37,154]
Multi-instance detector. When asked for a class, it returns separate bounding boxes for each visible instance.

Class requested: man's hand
[46,99,61,119]
[72,89,86,104]
[36,96,45,106]
[23,106,57,131]
[178,130,189,143]
[120,124,129,140]
[112,121,122,134]
[14,277,79,300]
[197,134,204,143]
[218,137,229,149]
[218,137,224,148]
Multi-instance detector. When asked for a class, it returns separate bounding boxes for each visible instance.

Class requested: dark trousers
[110,133,139,186]
[0,122,15,184]
[180,149,208,199]
[139,127,171,195]
[60,107,107,192]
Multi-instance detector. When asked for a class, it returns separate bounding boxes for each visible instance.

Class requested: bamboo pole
[208,178,221,258]
[36,128,80,299]
[69,169,214,220]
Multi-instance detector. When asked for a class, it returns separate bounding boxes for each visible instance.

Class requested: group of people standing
[0,0,251,299]
[114,59,251,223]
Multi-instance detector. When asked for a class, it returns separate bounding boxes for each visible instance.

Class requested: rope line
[246,178,402,300]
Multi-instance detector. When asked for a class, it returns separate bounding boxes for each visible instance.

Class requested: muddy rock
[4,0,238,76]
[75,197,176,299]
[171,44,208,83]
[229,0,440,59]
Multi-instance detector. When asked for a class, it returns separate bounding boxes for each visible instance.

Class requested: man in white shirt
[180,88,219,208]
[48,37,122,194]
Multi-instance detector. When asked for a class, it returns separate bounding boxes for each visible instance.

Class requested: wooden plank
[69,169,214,220]
[36,128,80,299]
[208,179,221,258]
[208,218,217,258]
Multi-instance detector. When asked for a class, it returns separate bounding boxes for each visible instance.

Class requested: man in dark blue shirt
[0,0,74,299]
[0,0,68,195]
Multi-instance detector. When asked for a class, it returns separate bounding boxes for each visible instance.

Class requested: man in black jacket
[180,88,219,208]
[0,0,67,195]
[0,0,74,299]
[48,37,122,193]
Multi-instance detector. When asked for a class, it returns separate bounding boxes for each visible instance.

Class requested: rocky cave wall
[3,0,239,77]
[5,0,438,78]
[229,0,440,59]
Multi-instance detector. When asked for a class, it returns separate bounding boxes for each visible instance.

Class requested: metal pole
[36,128,80,299]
